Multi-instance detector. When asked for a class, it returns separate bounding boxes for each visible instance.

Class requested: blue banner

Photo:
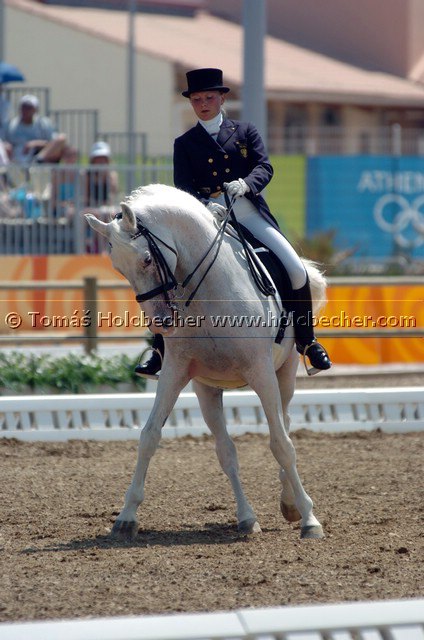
[306,156,424,258]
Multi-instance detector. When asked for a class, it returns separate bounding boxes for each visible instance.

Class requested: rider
[136,68,331,378]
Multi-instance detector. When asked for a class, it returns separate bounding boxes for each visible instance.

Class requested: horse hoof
[280,500,302,522]
[110,519,138,540]
[300,524,324,540]
[238,518,261,535]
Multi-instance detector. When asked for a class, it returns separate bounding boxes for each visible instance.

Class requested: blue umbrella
[0,62,25,83]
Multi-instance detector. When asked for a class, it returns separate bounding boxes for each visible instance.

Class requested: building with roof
[209,0,424,80]
[4,0,424,156]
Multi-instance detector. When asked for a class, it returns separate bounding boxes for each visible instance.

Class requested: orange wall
[319,283,424,364]
[0,256,422,365]
[0,256,140,336]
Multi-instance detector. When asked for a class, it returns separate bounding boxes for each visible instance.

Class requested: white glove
[224,178,250,198]
[207,201,228,222]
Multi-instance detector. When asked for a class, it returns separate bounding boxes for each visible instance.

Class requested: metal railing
[0,278,133,352]
[49,108,100,158]
[268,123,424,155]
[0,162,174,254]
[99,131,148,163]
[4,85,424,159]
[4,86,51,117]
[0,277,422,353]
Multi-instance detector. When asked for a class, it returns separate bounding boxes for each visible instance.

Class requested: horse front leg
[112,367,189,541]
[245,363,324,540]
[193,381,260,534]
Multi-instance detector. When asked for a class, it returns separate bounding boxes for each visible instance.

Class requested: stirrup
[134,349,162,380]
[302,341,331,377]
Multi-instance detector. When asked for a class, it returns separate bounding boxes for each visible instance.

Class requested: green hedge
[0,351,147,394]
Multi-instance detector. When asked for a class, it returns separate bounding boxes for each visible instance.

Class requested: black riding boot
[290,278,332,375]
[135,334,164,379]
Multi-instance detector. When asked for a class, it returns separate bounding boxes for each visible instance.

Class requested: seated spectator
[85,140,118,207]
[4,94,67,166]
[50,145,80,218]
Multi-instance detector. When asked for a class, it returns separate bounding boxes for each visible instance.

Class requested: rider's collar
[198,112,223,137]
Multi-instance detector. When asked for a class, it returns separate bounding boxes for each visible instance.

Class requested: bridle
[130,221,178,307]
[118,192,275,310]
[122,208,231,310]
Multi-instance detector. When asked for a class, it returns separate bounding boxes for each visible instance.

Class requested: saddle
[233,224,293,343]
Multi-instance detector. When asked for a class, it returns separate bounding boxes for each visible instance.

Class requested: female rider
[136,68,331,378]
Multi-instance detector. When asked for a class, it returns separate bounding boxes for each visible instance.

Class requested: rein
[128,191,275,309]
[223,192,276,298]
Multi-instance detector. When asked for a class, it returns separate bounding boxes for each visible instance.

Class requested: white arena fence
[0,387,423,441]
[1,598,423,640]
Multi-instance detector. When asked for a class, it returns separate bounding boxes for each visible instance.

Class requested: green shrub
[0,351,146,394]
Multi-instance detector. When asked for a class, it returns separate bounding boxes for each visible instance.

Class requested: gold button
[212,171,217,176]
[225,168,230,173]
[208,158,213,163]
[224,154,229,159]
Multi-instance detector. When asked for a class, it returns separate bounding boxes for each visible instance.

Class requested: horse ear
[120,202,137,233]
[85,213,111,238]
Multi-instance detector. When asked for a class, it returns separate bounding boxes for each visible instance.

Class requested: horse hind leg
[246,361,324,540]
[193,381,261,535]
[276,350,302,523]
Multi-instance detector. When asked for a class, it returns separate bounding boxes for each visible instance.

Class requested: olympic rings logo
[373,194,424,248]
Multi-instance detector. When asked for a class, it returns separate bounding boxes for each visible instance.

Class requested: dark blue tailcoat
[173,118,280,230]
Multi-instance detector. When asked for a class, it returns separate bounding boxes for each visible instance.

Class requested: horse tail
[302,258,327,315]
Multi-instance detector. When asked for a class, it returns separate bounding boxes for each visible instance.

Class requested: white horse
[86,184,327,540]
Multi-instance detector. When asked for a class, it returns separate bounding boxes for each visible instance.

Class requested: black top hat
[182,68,230,98]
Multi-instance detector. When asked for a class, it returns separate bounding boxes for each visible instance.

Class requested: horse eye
[143,251,152,266]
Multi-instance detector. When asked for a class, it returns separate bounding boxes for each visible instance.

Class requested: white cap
[19,94,39,109]
[90,140,111,159]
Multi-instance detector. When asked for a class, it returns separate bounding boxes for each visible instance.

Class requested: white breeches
[213,194,307,290]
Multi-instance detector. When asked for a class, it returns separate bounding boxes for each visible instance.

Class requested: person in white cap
[4,94,66,166]
[85,140,118,207]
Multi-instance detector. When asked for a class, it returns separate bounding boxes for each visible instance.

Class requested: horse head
[85,199,178,335]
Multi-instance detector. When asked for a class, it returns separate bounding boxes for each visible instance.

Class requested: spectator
[85,140,118,207]
[50,145,80,218]
[4,94,66,166]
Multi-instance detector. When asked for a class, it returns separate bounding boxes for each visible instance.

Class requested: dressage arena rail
[1,387,423,441]
[1,598,423,640]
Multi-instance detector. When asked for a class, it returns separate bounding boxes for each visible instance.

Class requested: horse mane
[125,184,214,226]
